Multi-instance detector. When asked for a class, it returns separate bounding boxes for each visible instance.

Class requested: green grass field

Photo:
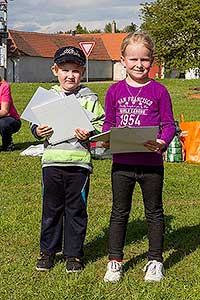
[0,79,200,300]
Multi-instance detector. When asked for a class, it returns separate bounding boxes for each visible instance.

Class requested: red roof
[76,33,127,60]
[8,30,125,61]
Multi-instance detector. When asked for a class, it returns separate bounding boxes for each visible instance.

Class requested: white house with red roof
[5,30,161,83]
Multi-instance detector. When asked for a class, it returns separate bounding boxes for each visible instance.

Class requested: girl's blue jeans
[108,163,164,262]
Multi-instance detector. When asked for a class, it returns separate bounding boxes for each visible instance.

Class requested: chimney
[111,20,116,33]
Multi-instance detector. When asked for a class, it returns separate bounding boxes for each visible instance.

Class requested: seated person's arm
[0,101,10,117]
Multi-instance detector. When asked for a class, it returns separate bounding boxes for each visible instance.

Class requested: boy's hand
[36,125,53,138]
[75,128,90,141]
[144,139,166,153]
[101,140,110,149]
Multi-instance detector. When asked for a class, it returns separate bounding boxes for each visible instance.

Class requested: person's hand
[144,139,166,153]
[101,140,110,149]
[75,128,90,140]
[36,125,53,138]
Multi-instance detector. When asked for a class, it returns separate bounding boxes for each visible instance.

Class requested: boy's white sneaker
[143,260,165,282]
[104,260,123,283]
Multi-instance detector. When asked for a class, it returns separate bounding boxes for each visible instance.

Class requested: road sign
[79,41,95,57]
[79,42,95,82]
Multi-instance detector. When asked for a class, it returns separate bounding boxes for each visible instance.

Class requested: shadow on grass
[164,222,200,269]
[12,141,42,151]
[0,140,41,153]
[123,215,200,272]
[85,214,200,272]
[84,218,147,263]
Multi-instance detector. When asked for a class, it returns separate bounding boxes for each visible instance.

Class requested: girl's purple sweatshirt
[103,79,176,166]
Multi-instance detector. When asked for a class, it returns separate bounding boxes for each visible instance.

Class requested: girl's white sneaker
[104,260,123,283]
[143,260,165,282]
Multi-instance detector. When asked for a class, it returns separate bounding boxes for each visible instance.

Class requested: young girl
[103,32,176,283]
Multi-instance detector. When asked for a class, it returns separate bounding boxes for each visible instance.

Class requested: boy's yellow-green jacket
[31,84,105,173]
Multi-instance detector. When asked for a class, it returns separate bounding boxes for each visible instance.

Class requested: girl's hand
[36,125,53,138]
[75,128,90,140]
[144,139,166,153]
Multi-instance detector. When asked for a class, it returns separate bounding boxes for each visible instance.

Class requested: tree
[89,29,102,33]
[140,0,200,73]
[123,22,137,33]
[65,23,100,34]
[104,21,120,33]
[104,22,112,33]
[75,23,89,34]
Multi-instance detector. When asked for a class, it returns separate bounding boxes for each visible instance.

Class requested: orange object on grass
[180,115,200,164]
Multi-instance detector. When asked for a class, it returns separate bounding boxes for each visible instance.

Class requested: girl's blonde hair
[121,31,155,57]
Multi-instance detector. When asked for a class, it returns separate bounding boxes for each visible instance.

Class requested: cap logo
[60,48,81,58]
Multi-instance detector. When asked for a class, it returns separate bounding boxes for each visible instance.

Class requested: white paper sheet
[110,126,158,153]
[21,86,95,125]
[20,144,44,156]
[21,87,61,124]
[89,130,111,142]
[31,94,94,144]
[82,108,95,121]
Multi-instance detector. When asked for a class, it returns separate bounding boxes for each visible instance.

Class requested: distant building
[5,29,160,83]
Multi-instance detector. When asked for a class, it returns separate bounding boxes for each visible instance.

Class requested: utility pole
[0,0,12,80]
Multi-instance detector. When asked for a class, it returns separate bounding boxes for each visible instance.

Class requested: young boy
[31,46,104,272]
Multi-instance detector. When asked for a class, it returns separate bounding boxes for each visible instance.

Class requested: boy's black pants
[40,166,89,258]
[108,163,164,262]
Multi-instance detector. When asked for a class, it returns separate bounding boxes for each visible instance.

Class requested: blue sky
[6,0,147,33]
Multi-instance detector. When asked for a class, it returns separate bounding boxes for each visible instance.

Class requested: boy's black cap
[54,46,86,66]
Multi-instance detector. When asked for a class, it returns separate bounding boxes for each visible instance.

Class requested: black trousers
[108,163,164,262]
[0,116,21,149]
[40,166,89,258]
